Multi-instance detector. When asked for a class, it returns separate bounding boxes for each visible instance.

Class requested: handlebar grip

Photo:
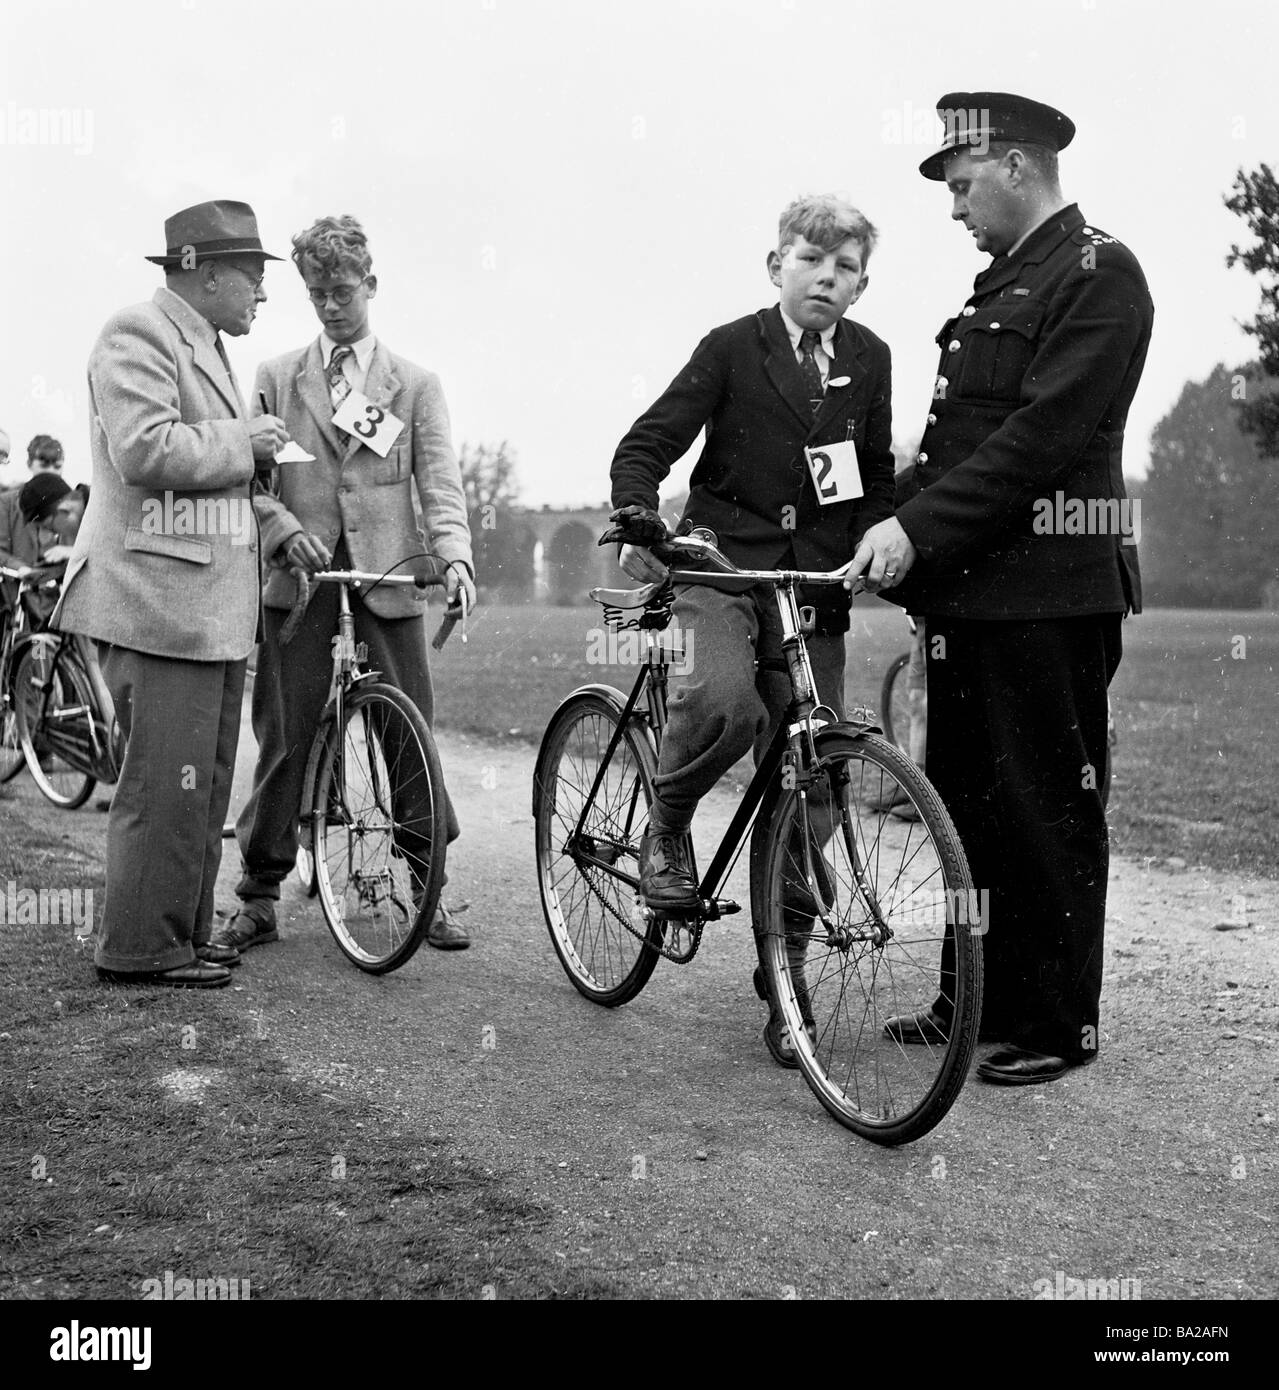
[431,604,462,651]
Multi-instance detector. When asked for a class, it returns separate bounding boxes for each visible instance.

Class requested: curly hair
[291,214,373,279]
[778,195,878,266]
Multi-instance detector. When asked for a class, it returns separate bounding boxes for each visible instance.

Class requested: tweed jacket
[56,287,260,660]
[253,339,472,619]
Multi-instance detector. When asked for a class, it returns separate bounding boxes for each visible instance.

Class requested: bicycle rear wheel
[752,730,981,1145]
[533,688,663,1006]
[310,682,446,974]
[12,639,96,809]
[879,651,911,756]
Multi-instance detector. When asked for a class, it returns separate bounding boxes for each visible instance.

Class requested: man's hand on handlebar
[846,516,917,594]
[283,532,332,576]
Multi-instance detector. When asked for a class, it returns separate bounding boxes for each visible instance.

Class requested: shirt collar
[779,307,837,355]
[320,332,376,369]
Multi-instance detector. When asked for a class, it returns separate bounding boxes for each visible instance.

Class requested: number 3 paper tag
[804,439,863,505]
[332,390,405,457]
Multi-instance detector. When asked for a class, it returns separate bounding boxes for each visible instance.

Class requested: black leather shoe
[639,829,700,913]
[883,1007,950,1045]
[976,1045,1087,1086]
[97,961,231,989]
[210,902,279,952]
[426,902,471,950]
[196,942,241,967]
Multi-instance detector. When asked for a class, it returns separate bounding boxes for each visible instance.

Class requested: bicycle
[879,614,919,759]
[2,564,123,807]
[280,562,461,974]
[532,523,983,1145]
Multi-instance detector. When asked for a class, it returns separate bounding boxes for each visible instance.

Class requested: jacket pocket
[125,527,213,564]
[954,297,1046,401]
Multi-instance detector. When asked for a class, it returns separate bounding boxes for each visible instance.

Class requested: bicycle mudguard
[815,714,884,741]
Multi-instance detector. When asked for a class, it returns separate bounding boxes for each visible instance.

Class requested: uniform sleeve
[89,310,255,491]
[609,330,729,511]
[411,372,473,573]
[896,255,1153,562]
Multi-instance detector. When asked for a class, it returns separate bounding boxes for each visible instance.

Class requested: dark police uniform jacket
[893,204,1153,619]
[610,305,896,631]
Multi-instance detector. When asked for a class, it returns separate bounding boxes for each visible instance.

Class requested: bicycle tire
[310,682,446,974]
[879,651,911,756]
[533,687,664,1006]
[12,639,96,809]
[752,729,981,1145]
[0,615,24,782]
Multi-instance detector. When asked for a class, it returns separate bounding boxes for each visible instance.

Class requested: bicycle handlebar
[598,519,866,596]
[281,566,464,649]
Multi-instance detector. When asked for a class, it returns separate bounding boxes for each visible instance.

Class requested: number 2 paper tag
[332,390,405,457]
[804,439,863,505]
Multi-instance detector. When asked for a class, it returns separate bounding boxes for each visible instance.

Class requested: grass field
[432,599,1279,876]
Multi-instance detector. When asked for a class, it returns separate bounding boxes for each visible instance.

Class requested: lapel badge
[828,376,851,388]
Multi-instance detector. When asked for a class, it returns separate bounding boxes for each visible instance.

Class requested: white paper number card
[332,391,405,457]
[804,439,863,505]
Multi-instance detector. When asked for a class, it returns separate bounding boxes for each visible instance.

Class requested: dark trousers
[235,585,458,901]
[924,614,1122,1061]
[650,584,846,828]
[94,644,245,972]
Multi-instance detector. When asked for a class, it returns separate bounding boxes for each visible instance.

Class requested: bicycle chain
[579,859,705,964]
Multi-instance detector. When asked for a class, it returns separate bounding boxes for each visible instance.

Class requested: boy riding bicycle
[608,195,896,1062]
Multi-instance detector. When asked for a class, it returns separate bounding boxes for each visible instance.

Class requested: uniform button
[948,340,961,352]
[927,413,937,426]
[961,306,976,317]
[328,528,338,537]
[916,452,928,464]
[990,321,1001,330]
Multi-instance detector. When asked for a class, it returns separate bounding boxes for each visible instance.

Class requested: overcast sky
[3,0,1275,505]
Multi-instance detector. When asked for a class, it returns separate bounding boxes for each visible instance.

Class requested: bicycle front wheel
[12,639,96,809]
[310,683,446,974]
[533,688,664,1006]
[752,730,981,1145]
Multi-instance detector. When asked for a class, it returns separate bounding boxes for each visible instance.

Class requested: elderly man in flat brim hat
[851,92,1154,1086]
[55,200,290,988]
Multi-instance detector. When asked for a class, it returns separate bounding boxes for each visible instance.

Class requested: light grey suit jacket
[56,287,260,661]
[254,339,472,620]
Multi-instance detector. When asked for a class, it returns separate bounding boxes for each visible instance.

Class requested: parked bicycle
[280,562,462,974]
[533,523,983,1145]
[1,563,123,807]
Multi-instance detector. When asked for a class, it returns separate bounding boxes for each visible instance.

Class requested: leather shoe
[977,1044,1090,1086]
[196,942,241,967]
[210,901,279,952]
[753,966,815,1069]
[883,1006,950,1045]
[97,961,231,989]
[639,828,700,914]
[426,902,470,950]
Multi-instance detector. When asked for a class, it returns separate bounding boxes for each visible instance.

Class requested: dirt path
[6,715,1276,1300]
[203,722,1277,1300]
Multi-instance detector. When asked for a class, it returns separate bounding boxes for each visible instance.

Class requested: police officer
[851,92,1154,1084]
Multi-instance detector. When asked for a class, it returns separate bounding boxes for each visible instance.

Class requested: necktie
[327,345,353,410]
[328,345,353,442]
[798,330,824,413]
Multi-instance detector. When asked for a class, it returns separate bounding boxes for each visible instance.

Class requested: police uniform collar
[973,204,1085,292]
